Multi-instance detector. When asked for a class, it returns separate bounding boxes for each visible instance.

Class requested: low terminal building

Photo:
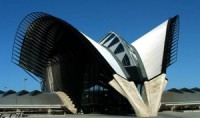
[161,87,200,111]
[1,87,200,115]
[0,90,76,114]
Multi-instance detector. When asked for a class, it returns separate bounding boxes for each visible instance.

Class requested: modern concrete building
[10,12,179,117]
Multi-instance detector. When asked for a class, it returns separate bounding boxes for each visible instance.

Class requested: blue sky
[0,0,200,91]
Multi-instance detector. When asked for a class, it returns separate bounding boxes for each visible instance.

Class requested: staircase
[55,91,77,114]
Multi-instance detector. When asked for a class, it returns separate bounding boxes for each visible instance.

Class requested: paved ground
[158,111,200,118]
[2,111,200,117]
[29,111,200,118]
[65,111,200,118]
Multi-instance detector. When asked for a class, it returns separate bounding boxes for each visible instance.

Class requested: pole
[24,78,28,90]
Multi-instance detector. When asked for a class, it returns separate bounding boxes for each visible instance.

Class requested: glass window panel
[114,44,124,54]
[103,34,115,44]
[122,54,130,66]
[108,37,119,48]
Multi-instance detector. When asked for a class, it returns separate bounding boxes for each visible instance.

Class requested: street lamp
[4,86,7,91]
[24,78,28,90]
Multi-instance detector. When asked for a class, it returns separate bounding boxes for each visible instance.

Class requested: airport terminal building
[0,12,182,117]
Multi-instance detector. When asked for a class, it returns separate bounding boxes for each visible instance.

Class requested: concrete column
[109,74,151,117]
[143,74,167,116]
[48,108,52,114]
[45,65,54,92]
[109,73,167,117]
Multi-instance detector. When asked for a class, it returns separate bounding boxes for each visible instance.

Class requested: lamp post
[24,78,28,90]
[4,86,7,91]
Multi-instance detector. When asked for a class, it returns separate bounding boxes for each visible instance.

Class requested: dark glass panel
[114,44,124,54]
[103,34,115,45]
[108,37,119,48]
[122,54,130,66]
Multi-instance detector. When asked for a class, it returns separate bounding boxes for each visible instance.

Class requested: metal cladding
[11,12,180,113]
[12,12,54,79]
[131,15,179,80]
[162,15,179,72]
[11,12,116,81]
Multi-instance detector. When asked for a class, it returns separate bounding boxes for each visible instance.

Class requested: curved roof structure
[12,12,179,83]
[132,16,179,79]
[180,88,195,93]
[11,12,179,113]
[11,12,117,80]
[191,87,200,92]
[0,90,4,94]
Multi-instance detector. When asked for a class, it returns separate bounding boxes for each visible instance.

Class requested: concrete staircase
[55,91,77,114]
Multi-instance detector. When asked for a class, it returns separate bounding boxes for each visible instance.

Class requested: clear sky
[0,0,200,91]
